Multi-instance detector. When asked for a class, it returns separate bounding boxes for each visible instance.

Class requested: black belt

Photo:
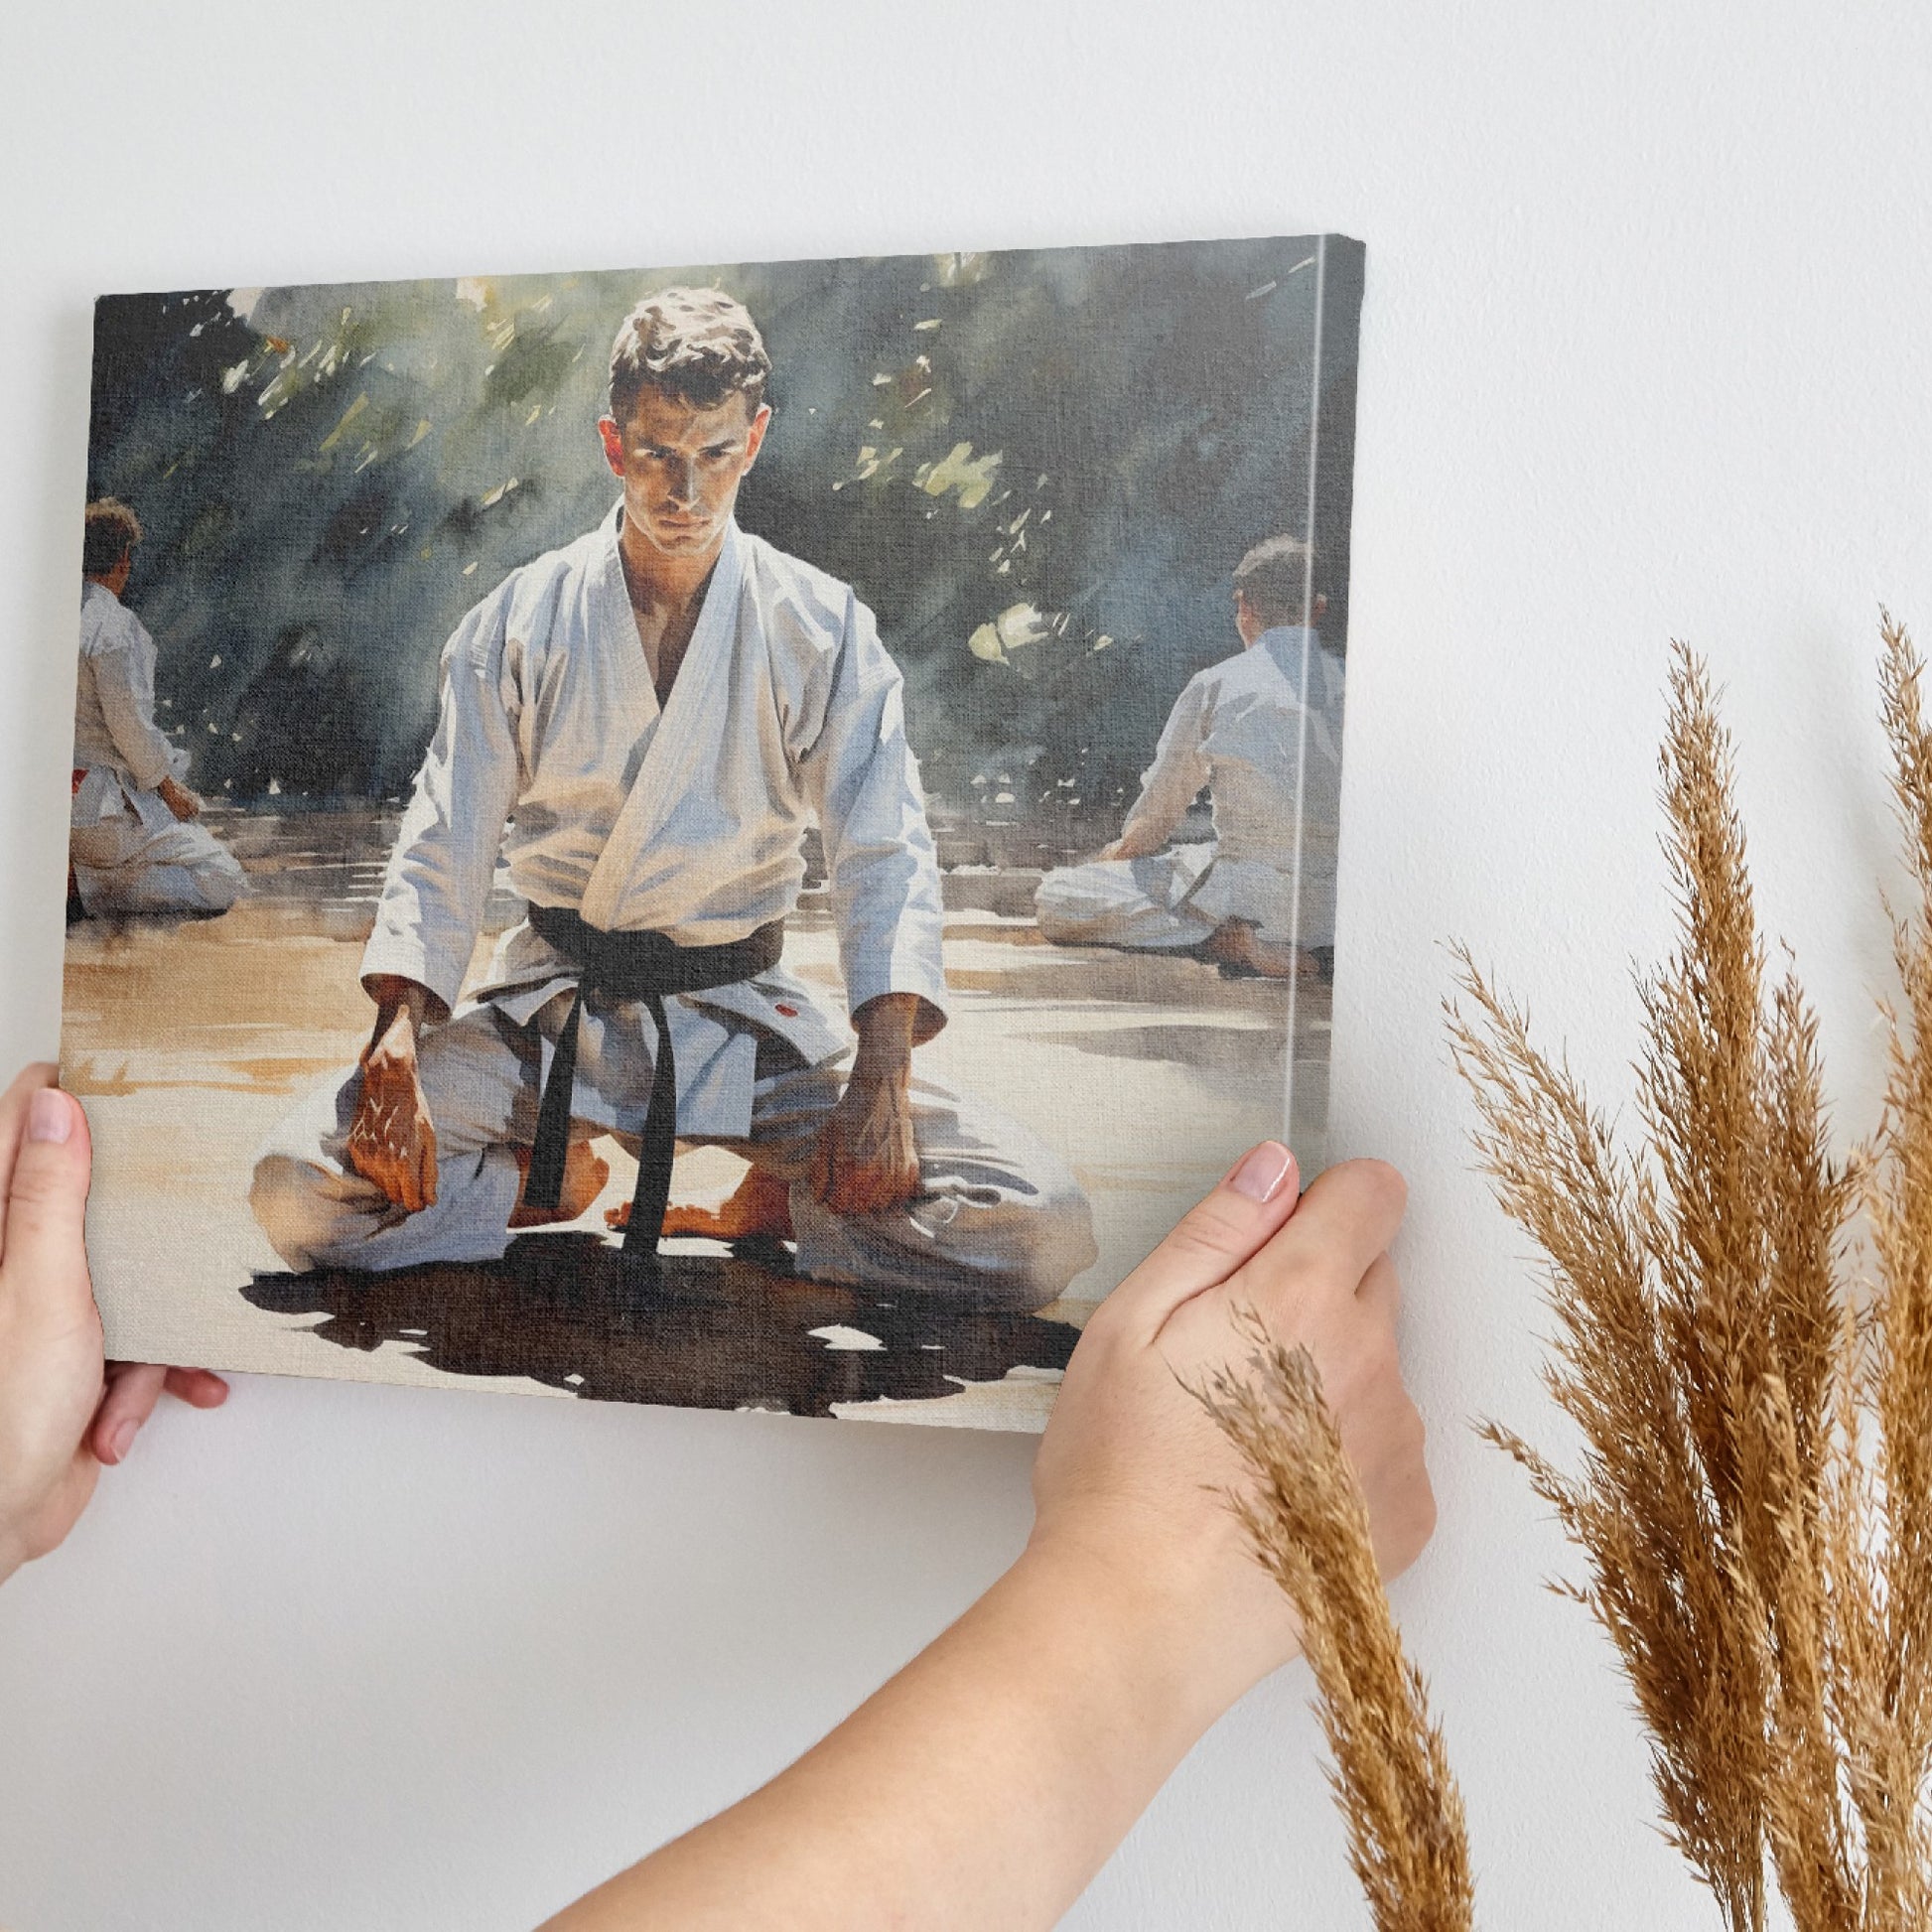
[520,903,785,1272]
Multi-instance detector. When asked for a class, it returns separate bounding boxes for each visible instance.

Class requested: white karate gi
[251,509,1096,1310]
[69,581,245,916]
[1036,625,1343,954]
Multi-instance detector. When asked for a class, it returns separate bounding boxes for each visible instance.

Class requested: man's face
[598,387,770,561]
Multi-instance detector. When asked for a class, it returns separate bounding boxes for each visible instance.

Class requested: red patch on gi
[774,1003,799,1018]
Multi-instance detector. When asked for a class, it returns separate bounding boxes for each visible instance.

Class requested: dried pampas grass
[1209,617,1932,1931]
[1447,618,1932,1929]
[1200,1314,1475,1932]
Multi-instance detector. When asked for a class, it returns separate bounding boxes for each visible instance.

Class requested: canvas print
[61,234,1364,1430]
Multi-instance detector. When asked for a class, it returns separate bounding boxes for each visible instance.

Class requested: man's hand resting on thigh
[157,774,202,822]
[346,978,439,1213]
[0,1064,228,1587]
[810,993,922,1215]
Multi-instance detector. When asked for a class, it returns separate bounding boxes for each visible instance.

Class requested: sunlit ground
[63,807,1325,1431]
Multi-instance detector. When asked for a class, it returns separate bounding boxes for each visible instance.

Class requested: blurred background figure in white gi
[1035,533,1342,982]
[69,498,245,920]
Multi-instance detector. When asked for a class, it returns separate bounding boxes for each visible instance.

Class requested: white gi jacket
[1119,625,1344,944]
[72,579,192,834]
[361,509,951,1141]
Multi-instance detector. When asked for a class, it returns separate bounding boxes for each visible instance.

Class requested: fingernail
[27,1089,72,1145]
[107,1418,138,1463]
[1229,1142,1294,1203]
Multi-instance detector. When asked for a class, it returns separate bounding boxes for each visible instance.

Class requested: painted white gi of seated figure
[1035,534,1343,982]
[250,289,1097,1311]
[69,499,246,919]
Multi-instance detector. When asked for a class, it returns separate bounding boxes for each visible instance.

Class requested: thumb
[1101,1141,1301,1339]
[2,1080,95,1328]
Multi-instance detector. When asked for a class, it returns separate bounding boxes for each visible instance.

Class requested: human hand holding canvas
[545,1144,1434,1932]
[0,1064,227,1586]
[1028,1147,1432,1716]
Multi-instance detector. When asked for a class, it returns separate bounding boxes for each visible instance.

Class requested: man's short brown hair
[82,497,144,579]
[609,287,771,425]
[1232,534,1319,629]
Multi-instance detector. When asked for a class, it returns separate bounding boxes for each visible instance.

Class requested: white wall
[3,3,1928,1924]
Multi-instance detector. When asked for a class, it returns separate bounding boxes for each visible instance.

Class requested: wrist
[1004,1531,1265,1749]
[849,1030,914,1087]
[848,1042,911,1088]
[364,978,431,1056]
[850,993,921,1072]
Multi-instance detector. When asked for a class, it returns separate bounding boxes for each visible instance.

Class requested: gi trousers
[1035,845,1221,951]
[1036,842,1329,952]
[250,1002,1097,1312]
[70,792,245,917]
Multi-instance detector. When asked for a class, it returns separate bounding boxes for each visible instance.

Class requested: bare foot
[1202,921,1319,981]
[608,1163,795,1241]
[508,1140,611,1227]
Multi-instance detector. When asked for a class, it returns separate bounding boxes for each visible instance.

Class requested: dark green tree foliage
[84,238,1361,827]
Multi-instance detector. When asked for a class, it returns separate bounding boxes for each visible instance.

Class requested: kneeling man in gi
[1035,533,1342,981]
[69,498,246,919]
[251,289,1096,1311]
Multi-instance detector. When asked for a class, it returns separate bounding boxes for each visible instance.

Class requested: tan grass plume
[1199,1312,1475,1932]
[1194,619,1932,1929]
[1447,619,1932,1929]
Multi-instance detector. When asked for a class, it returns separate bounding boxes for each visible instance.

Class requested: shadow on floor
[1020,1022,1286,1074]
[242,1233,1080,1419]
